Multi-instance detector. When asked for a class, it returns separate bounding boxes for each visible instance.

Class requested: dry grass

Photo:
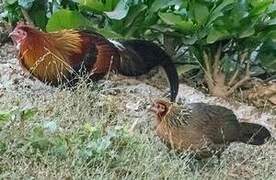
[0,80,275,180]
[0,43,275,179]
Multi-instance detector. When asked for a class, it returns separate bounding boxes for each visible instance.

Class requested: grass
[0,81,275,179]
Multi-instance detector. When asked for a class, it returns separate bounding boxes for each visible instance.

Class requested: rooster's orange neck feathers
[19,29,83,84]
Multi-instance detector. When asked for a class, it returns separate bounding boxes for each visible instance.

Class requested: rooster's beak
[8,31,15,37]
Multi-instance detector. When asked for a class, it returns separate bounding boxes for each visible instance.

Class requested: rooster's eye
[17,30,26,36]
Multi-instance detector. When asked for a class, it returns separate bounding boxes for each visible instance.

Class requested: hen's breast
[156,120,205,150]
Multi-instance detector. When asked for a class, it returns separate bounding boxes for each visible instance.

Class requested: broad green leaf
[250,0,272,15]
[207,28,229,43]
[208,0,234,24]
[239,26,255,38]
[124,4,148,29]
[181,35,198,45]
[192,2,209,25]
[158,12,194,32]
[267,3,276,15]
[267,30,276,41]
[260,54,276,72]
[158,12,183,25]
[95,26,124,39]
[175,20,194,33]
[105,0,130,20]
[79,0,119,12]
[231,0,250,20]
[122,4,149,37]
[267,18,276,25]
[46,9,91,32]
[30,9,48,30]
[150,0,182,12]
[257,40,276,72]
[250,0,272,8]
[18,0,35,9]
[250,0,273,15]
[3,1,22,25]
[5,0,17,4]
[29,0,48,30]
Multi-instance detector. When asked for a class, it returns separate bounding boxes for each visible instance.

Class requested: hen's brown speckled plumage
[150,100,271,159]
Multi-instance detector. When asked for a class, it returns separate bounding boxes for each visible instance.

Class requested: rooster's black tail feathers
[113,40,179,101]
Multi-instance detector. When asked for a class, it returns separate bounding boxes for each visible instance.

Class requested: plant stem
[226,60,250,96]
[228,52,247,86]
[21,8,34,26]
[203,51,214,90]
[212,43,222,78]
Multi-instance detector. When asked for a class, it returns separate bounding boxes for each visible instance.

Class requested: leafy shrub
[1,0,276,97]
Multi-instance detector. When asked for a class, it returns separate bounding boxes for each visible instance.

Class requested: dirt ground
[0,43,275,138]
[0,42,276,179]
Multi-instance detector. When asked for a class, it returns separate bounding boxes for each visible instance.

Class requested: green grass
[0,82,275,179]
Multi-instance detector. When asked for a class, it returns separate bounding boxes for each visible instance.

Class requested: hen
[9,23,179,101]
[150,99,271,159]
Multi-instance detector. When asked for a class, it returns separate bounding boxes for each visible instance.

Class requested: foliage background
[3,0,275,98]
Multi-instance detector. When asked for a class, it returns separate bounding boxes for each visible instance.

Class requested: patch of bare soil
[242,80,276,109]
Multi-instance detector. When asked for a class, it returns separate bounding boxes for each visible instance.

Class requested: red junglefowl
[9,23,179,101]
[150,99,271,159]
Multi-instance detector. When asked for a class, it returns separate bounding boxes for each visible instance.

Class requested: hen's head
[150,99,172,119]
[9,22,39,48]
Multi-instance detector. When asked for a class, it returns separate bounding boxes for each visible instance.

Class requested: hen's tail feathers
[115,40,179,101]
[239,122,271,145]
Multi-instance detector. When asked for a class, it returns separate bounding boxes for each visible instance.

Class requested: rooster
[150,99,271,159]
[9,23,179,101]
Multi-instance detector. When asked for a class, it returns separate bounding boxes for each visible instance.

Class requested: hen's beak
[148,104,158,113]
